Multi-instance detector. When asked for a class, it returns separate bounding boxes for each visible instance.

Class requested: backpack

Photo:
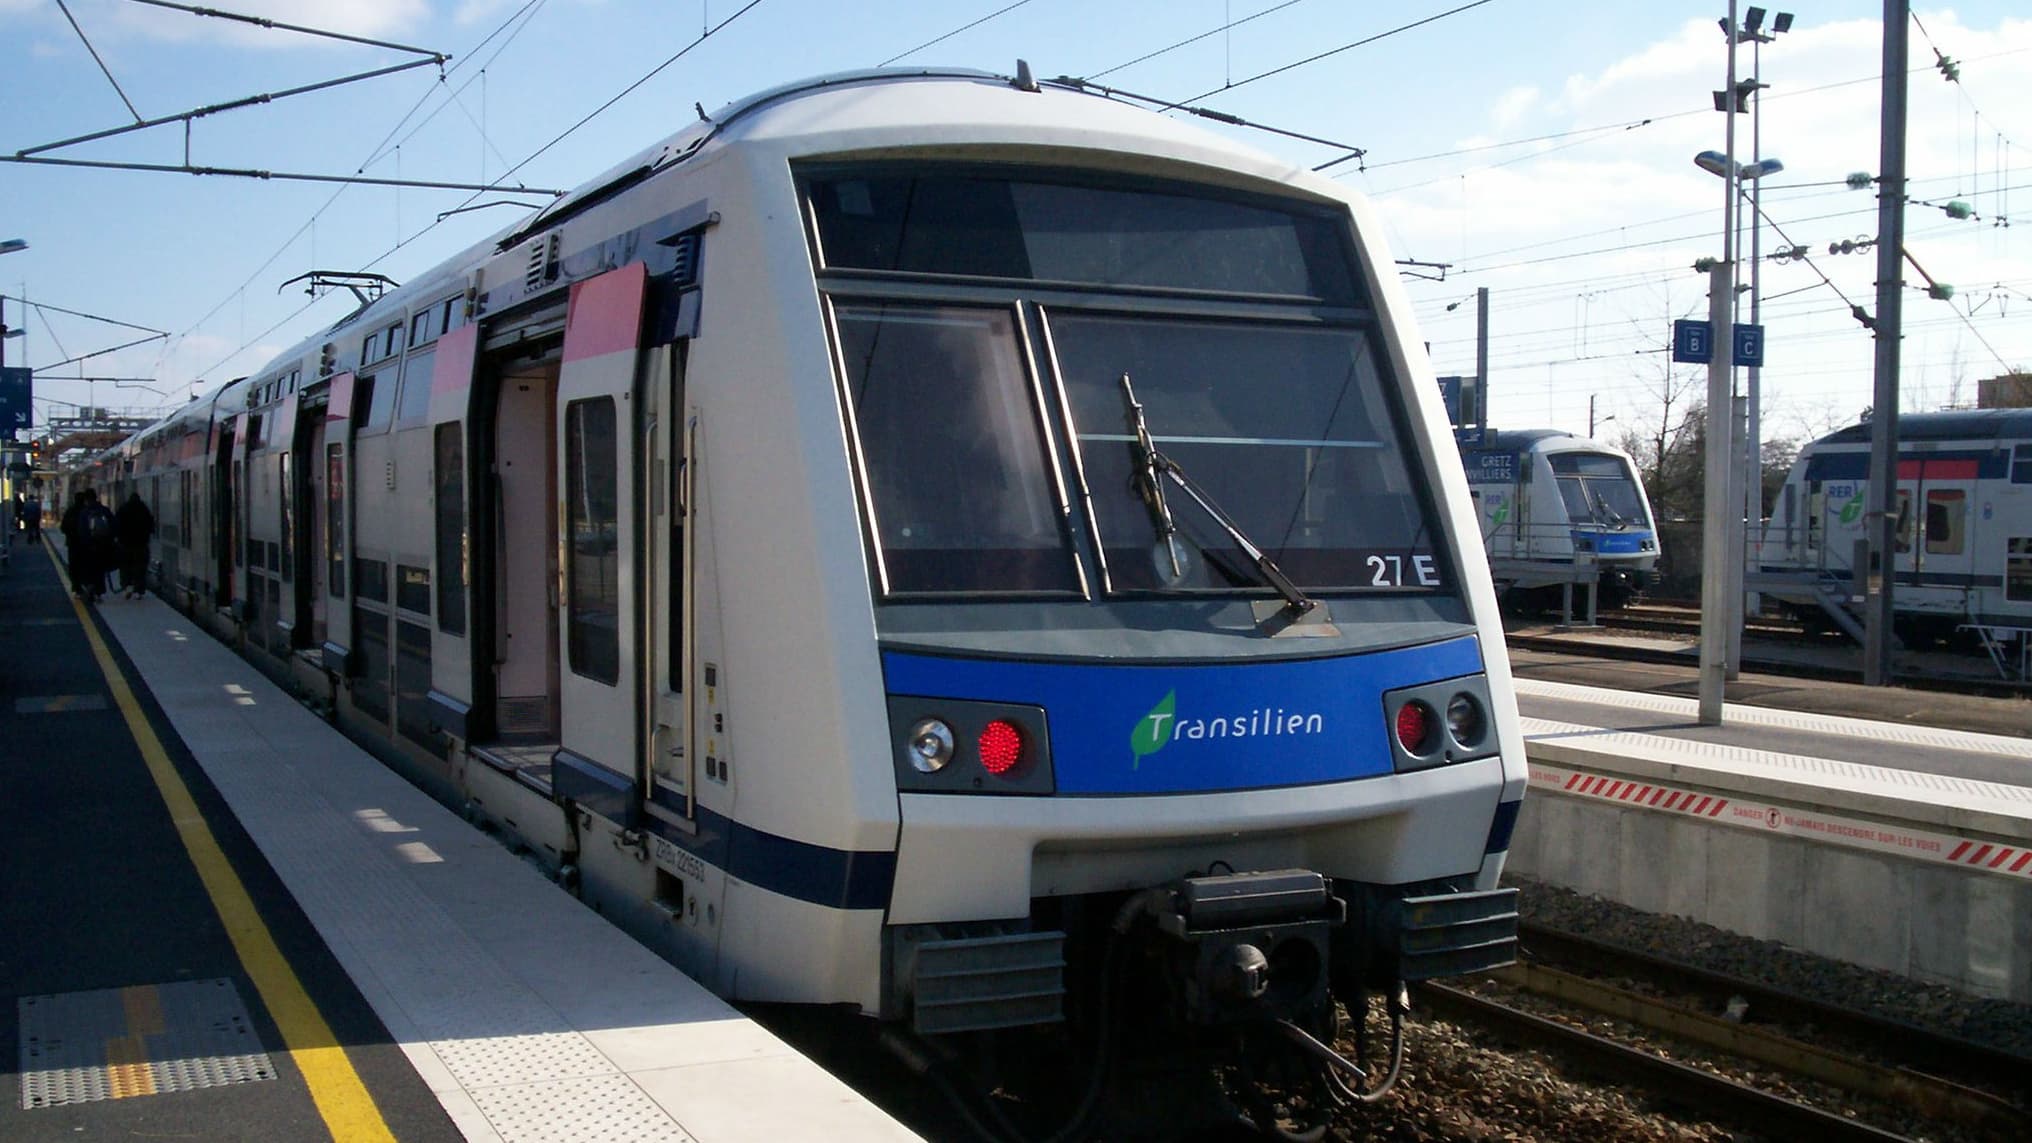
[85,504,114,543]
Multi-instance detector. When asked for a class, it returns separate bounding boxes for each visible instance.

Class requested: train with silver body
[1460,429,1659,610]
[88,68,1526,1132]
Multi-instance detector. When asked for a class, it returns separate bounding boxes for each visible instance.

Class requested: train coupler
[1152,869,1346,1025]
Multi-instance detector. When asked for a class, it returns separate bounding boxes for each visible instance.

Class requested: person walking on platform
[60,489,115,602]
[115,491,155,599]
[22,493,42,542]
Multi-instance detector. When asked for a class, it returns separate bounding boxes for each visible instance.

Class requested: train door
[2002,444,2032,621]
[555,265,645,780]
[210,416,237,611]
[297,402,326,650]
[481,344,562,748]
[319,373,356,682]
[426,324,479,745]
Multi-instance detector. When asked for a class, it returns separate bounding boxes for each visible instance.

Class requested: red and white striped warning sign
[1529,763,2032,883]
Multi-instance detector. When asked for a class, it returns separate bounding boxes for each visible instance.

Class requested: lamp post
[1739,9,1793,649]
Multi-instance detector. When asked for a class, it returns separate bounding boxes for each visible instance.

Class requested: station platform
[1499,655,2032,1002]
[1,539,915,1142]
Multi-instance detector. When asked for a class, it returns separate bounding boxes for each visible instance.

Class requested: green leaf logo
[1838,495,1863,525]
[1492,501,1510,525]
[1130,690,1177,769]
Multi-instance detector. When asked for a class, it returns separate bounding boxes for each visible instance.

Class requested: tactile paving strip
[470,1074,695,1142]
[18,978,275,1108]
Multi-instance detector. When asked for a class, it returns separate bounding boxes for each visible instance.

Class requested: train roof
[248,66,1343,400]
[1813,408,2032,446]
[1468,428,1629,454]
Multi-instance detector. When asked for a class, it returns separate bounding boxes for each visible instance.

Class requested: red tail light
[978,719,1024,776]
[1395,701,1435,754]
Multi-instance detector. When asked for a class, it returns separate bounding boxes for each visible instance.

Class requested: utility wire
[879,0,1037,67]
[1084,0,1310,81]
[57,0,141,122]
[176,0,554,379]
[1170,0,1502,107]
[193,0,769,382]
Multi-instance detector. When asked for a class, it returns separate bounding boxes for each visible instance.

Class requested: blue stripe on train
[1572,529,1653,555]
[639,786,898,912]
[578,634,1486,912]
[882,635,1485,795]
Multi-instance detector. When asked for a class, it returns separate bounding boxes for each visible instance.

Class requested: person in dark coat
[59,489,100,600]
[22,495,41,542]
[115,492,156,599]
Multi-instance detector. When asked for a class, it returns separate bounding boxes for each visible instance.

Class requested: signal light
[1394,701,1434,755]
[978,719,1024,776]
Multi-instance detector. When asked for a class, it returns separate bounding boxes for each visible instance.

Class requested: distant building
[1977,372,2032,408]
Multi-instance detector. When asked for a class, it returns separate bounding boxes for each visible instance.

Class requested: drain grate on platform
[18,978,277,1108]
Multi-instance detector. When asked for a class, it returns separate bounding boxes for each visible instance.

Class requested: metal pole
[1476,286,1490,433]
[1745,32,1765,627]
[1699,1,1741,726]
[1864,0,1908,686]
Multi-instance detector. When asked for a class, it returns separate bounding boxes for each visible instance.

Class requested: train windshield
[1550,453,1647,529]
[811,165,1444,599]
[1054,314,1436,593]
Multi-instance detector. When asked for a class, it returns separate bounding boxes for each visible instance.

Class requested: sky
[1,0,2026,454]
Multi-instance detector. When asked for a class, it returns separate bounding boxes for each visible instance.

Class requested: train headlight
[907,718,955,773]
[1446,693,1486,748]
[1383,675,1499,771]
[889,696,1054,794]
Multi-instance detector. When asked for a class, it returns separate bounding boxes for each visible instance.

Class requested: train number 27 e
[1367,553,1441,588]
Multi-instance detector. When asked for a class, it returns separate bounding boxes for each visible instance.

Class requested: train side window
[1893,490,1912,553]
[565,397,620,685]
[2014,444,2032,484]
[356,558,389,603]
[326,444,347,597]
[1923,489,1964,555]
[396,347,436,424]
[2008,538,2032,602]
[434,422,467,636]
[279,453,293,582]
[358,373,398,432]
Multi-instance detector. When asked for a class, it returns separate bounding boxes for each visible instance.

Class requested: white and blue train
[85,68,1526,1131]
[1757,409,2032,659]
[1460,429,1659,608]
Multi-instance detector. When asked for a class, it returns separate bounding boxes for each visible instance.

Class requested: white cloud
[1491,84,1540,130]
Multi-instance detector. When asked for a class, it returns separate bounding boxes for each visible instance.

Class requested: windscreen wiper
[1120,372,1183,579]
[1117,372,1318,621]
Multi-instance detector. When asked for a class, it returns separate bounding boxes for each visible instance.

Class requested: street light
[0,239,27,256]
[1694,152,1785,180]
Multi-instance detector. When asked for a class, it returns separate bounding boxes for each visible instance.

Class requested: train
[74,67,1527,1134]
[1757,409,2032,660]
[1459,429,1660,610]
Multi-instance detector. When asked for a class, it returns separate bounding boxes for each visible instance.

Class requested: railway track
[1415,982,1924,1142]
[1505,605,2032,698]
[1412,921,2032,1143]
[1518,921,2032,1102]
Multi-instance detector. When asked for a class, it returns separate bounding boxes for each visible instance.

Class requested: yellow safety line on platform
[49,544,395,1143]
